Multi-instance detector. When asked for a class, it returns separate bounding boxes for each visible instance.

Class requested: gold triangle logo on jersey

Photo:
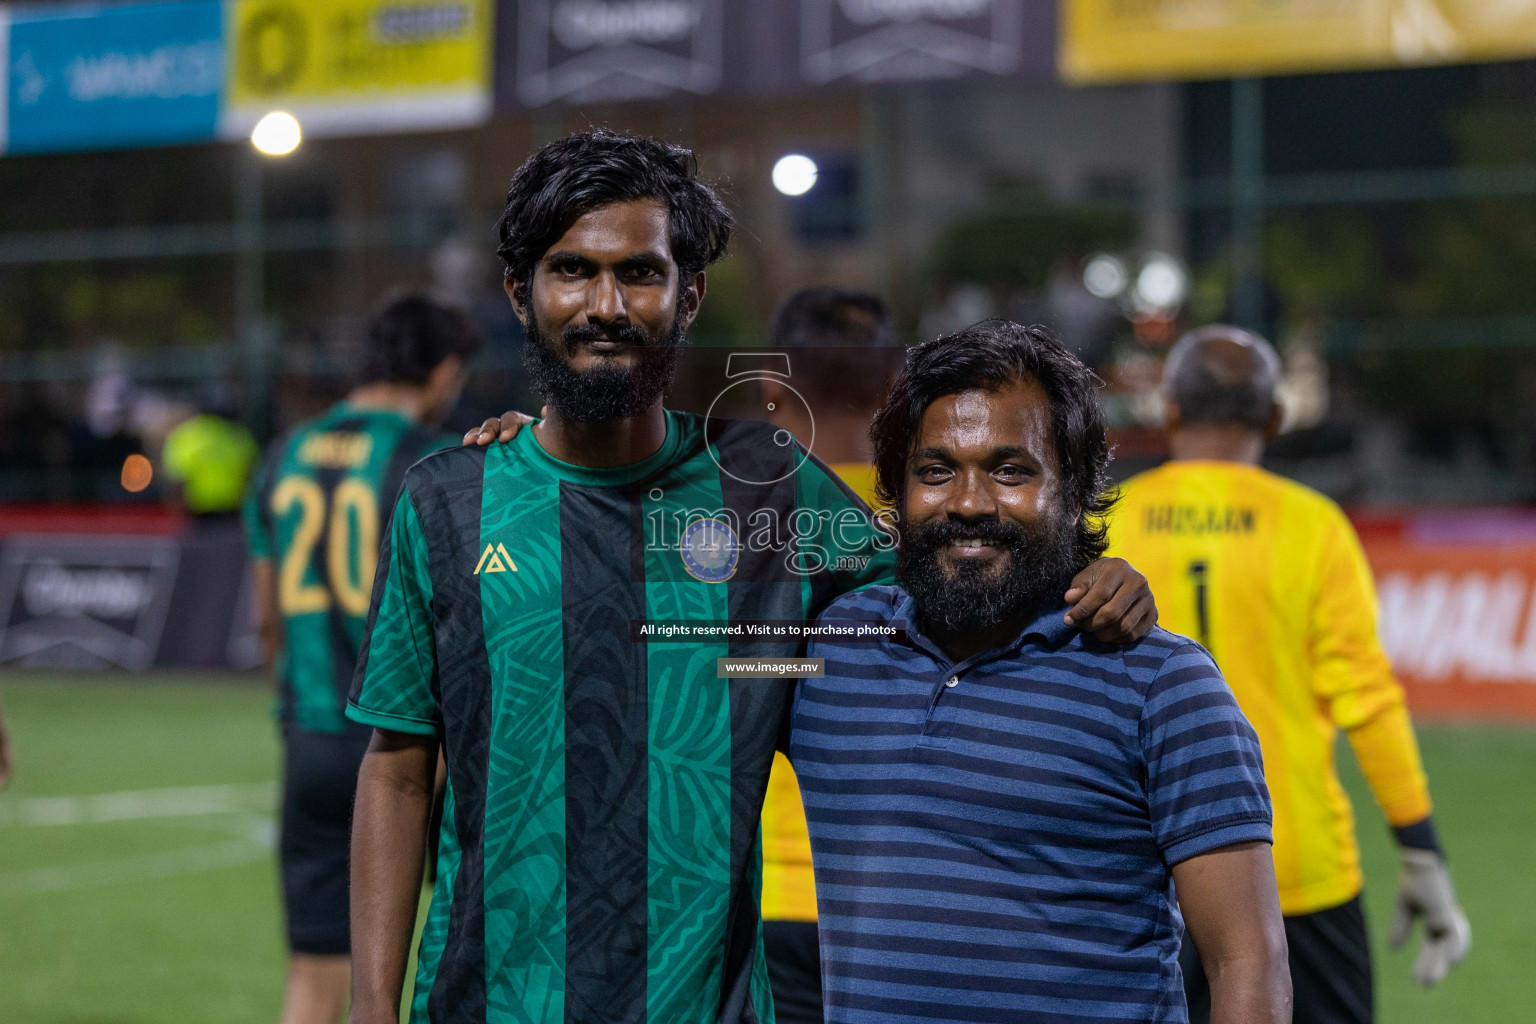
[474,542,517,575]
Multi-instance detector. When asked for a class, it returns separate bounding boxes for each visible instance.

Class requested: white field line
[0,834,272,898]
[0,783,278,897]
[0,782,275,827]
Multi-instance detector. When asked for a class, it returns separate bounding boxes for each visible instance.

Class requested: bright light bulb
[251,111,302,157]
[1082,254,1129,299]
[772,154,818,196]
[1134,253,1189,312]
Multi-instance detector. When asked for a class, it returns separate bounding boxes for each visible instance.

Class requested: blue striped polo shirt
[789,584,1272,1024]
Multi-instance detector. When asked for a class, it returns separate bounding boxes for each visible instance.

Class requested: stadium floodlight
[251,112,302,157]
[1133,252,1189,313]
[772,154,818,196]
[1083,254,1129,300]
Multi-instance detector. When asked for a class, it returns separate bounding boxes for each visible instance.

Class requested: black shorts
[763,919,822,1024]
[1181,894,1373,1024]
[279,723,372,956]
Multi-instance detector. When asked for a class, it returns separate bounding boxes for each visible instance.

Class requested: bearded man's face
[897,379,1082,639]
[512,198,698,422]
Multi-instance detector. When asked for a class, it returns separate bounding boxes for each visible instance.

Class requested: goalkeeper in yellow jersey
[1107,325,1469,1024]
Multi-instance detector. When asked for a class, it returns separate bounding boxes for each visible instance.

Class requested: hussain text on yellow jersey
[1107,460,1432,916]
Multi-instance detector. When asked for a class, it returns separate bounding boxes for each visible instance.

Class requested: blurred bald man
[1107,326,1470,1024]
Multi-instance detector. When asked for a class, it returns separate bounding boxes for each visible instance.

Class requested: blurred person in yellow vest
[755,287,904,1024]
[162,410,260,517]
[1106,325,1469,1024]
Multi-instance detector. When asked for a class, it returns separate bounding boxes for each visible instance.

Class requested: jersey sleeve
[241,444,281,562]
[1309,504,1433,826]
[346,487,441,736]
[795,452,898,617]
[1142,643,1273,866]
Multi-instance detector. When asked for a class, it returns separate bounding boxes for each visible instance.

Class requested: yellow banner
[1063,0,1536,83]
[224,0,491,135]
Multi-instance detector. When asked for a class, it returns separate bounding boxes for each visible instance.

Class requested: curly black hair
[495,129,733,305]
[870,320,1116,568]
[361,293,482,386]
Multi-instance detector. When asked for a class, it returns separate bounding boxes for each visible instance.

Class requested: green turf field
[1,673,1532,1023]
[0,676,285,1024]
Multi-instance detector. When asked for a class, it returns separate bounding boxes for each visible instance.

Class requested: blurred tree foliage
[1252,100,1536,327]
[928,183,1136,294]
[1396,104,1536,317]
[0,143,232,235]
[0,262,226,351]
[1266,213,1386,322]
[1250,98,1536,480]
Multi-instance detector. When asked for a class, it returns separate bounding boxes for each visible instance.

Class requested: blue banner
[4,1,223,156]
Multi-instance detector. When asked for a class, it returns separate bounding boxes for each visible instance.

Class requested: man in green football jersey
[244,293,480,1024]
[347,131,1156,1024]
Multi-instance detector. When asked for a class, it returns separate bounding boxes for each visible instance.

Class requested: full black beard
[898,513,1080,641]
[523,311,685,423]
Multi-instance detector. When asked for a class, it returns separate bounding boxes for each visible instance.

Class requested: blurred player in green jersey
[243,294,480,1024]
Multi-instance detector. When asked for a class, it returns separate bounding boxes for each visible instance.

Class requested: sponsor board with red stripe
[1361,511,1536,721]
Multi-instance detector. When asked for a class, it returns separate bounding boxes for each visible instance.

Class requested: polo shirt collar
[891,588,1078,667]
[1011,603,1078,650]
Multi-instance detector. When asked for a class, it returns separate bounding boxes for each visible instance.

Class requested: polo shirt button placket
[923,668,959,718]
[918,670,962,748]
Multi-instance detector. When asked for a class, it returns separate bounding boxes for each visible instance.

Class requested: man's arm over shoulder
[376,425,465,520]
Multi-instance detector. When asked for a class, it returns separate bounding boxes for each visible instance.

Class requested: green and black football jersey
[243,403,455,734]
[346,409,895,1024]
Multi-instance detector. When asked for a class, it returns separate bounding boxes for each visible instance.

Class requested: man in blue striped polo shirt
[791,320,1291,1024]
